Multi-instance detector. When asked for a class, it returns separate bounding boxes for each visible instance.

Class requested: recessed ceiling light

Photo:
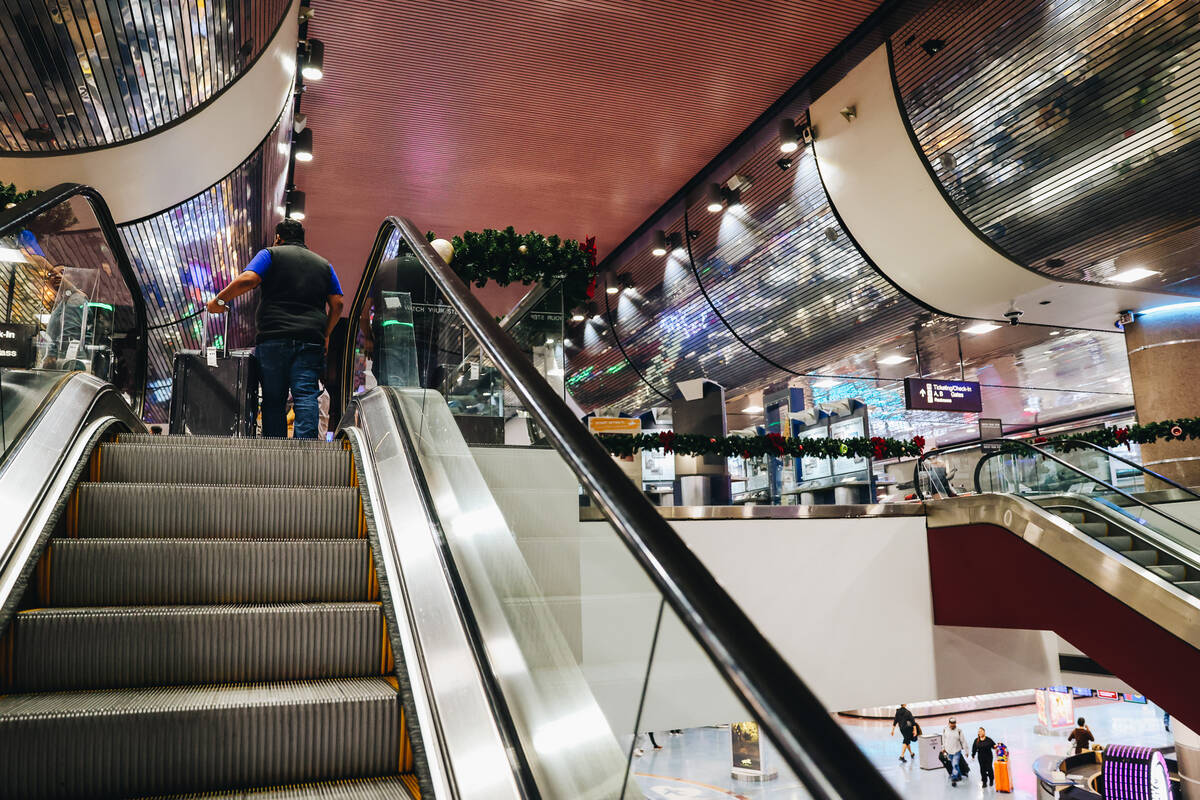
[742,405,764,413]
[878,354,910,365]
[963,322,1001,334]
[1110,267,1159,283]
[606,286,619,295]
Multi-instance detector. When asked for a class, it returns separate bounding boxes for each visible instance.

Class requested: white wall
[472,447,1061,733]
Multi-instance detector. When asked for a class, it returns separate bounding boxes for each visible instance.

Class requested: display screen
[830,416,868,475]
[1035,688,1074,729]
[904,377,983,413]
[799,425,832,482]
[1097,690,1119,700]
[1123,693,1148,704]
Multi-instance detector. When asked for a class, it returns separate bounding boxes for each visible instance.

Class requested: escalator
[0,186,900,799]
[917,439,1200,729]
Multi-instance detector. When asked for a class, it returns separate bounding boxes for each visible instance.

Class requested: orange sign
[588,417,641,434]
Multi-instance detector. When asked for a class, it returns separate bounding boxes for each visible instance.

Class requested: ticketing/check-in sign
[0,323,35,368]
[588,417,641,434]
[903,377,983,413]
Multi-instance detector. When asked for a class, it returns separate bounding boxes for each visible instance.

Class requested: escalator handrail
[0,183,148,416]
[1038,438,1200,503]
[341,216,899,800]
[917,438,1200,570]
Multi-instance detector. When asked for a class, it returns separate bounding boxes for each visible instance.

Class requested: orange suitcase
[994,759,1013,793]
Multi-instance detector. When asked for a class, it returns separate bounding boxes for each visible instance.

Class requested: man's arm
[206,270,261,313]
[324,294,344,349]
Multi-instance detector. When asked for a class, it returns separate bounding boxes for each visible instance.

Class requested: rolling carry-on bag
[994,744,1013,792]
[168,313,259,436]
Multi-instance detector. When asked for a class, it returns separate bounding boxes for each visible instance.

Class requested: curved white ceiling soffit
[810,44,1187,332]
[0,0,299,225]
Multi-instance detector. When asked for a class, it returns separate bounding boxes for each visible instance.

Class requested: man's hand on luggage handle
[206,296,229,314]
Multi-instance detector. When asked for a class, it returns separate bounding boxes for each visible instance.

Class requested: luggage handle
[200,309,230,362]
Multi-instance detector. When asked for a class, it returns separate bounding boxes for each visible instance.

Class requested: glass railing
[0,184,148,446]
[341,217,898,800]
[917,438,1200,571]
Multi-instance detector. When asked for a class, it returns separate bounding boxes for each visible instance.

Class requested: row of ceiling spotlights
[286,36,324,219]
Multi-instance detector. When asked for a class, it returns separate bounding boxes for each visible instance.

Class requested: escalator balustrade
[0,433,419,799]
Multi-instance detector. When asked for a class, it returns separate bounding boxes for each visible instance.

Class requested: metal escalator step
[118,433,346,450]
[140,775,417,799]
[43,539,375,606]
[97,443,354,487]
[1075,522,1110,538]
[0,677,399,799]
[1173,581,1200,599]
[5,603,387,692]
[1055,511,1086,524]
[1150,564,1188,582]
[1124,549,1160,566]
[1093,535,1134,551]
[74,484,363,539]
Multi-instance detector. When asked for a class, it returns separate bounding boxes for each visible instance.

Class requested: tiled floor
[630,698,1173,799]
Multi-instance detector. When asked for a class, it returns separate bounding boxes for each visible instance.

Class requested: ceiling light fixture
[293,127,313,162]
[878,354,910,365]
[921,38,946,55]
[963,322,1000,334]
[571,313,586,322]
[705,183,725,213]
[1110,267,1159,283]
[651,230,669,257]
[776,157,793,171]
[605,285,619,295]
[301,38,324,81]
[287,189,306,220]
[618,272,635,293]
[778,117,800,153]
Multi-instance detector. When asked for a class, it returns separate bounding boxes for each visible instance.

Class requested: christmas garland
[1,181,77,234]
[448,227,598,309]
[1021,417,1200,452]
[597,431,926,460]
[1,181,38,209]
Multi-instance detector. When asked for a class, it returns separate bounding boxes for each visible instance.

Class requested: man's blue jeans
[255,339,323,439]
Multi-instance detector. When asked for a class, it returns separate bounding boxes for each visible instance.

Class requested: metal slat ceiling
[297,0,885,309]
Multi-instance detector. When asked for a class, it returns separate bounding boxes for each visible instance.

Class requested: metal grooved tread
[119,434,348,450]
[42,539,375,605]
[97,444,355,487]
[5,603,388,692]
[74,484,363,539]
[0,678,401,799]
[140,774,419,799]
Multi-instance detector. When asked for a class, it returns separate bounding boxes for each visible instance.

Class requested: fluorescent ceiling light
[1110,267,1159,283]
[963,322,1000,334]
[742,405,763,413]
[878,354,910,365]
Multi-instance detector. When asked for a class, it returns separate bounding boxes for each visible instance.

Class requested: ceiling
[297,0,885,314]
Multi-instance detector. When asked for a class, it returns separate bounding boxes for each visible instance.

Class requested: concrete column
[1124,306,1200,487]
[1175,718,1200,799]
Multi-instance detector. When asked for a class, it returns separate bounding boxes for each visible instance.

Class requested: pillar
[1175,718,1200,799]
[1123,307,1200,487]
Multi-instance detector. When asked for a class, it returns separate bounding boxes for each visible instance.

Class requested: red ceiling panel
[299,0,884,313]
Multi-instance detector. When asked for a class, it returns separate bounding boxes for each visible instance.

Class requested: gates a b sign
[904,377,983,413]
[0,323,35,368]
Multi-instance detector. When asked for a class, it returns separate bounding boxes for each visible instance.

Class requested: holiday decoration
[1006,416,1200,453]
[0,180,37,209]
[444,226,597,309]
[597,431,926,460]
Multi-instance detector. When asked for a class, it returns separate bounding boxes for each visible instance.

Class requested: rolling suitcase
[168,313,259,436]
[994,743,1013,792]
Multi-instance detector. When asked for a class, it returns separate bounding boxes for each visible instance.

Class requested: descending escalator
[918,439,1200,730]
[0,433,419,798]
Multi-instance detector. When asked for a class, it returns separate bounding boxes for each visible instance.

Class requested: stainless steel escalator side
[341,387,527,800]
[925,493,1200,650]
[0,371,144,631]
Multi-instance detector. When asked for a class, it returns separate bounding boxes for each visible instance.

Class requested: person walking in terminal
[942,717,969,786]
[892,703,917,763]
[1068,717,1095,754]
[971,727,996,788]
[207,219,343,439]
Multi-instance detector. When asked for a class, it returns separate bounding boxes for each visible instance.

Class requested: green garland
[448,227,597,309]
[0,181,38,209]
[1,181,76,234]
[597,431,926,460]
[1017,417,1200,452]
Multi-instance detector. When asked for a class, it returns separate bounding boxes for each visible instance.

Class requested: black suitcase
[168,349,259,436]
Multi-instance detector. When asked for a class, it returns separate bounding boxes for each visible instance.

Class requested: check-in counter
[1033,752,1101,799]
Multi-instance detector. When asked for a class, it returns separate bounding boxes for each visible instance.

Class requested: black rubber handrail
[0,183,148,415]
[341,217,901,800]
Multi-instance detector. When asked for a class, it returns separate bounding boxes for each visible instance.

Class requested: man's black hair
[276,218,306,245]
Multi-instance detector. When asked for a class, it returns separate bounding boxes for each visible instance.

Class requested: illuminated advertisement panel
[1103,744,1172,800]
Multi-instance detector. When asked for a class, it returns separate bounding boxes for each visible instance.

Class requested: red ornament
[1113,426,1131,446]
[658,430,676,453]
[1171,425,1184,438]
[912,435,926,453]
[765,432,785,455]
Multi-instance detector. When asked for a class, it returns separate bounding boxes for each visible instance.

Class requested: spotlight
[778,117,799,153]
[293,127,313,162]
[776,157,793,171]
[651,230,669,257]
[706,183,724,213]
[839,105,857,123]
[287,189,306,220]
[921,38,945,56]
[293,113,308,133]
[302,38,324,80]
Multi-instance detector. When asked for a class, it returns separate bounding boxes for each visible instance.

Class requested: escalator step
[1150,564,1188,582]
[42,539,375,606]
[4,603,388,692]
[1055,511,1086,525]
[139,775,418,799]
[0,677,400,799]
[1076,522,1110,538]
[74,484,364,539]
[97,443,355,487]
[118,433,346,450]
[1124,549,1160,566]
[1093,535,1134,551]
[1173,581,1200,599]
